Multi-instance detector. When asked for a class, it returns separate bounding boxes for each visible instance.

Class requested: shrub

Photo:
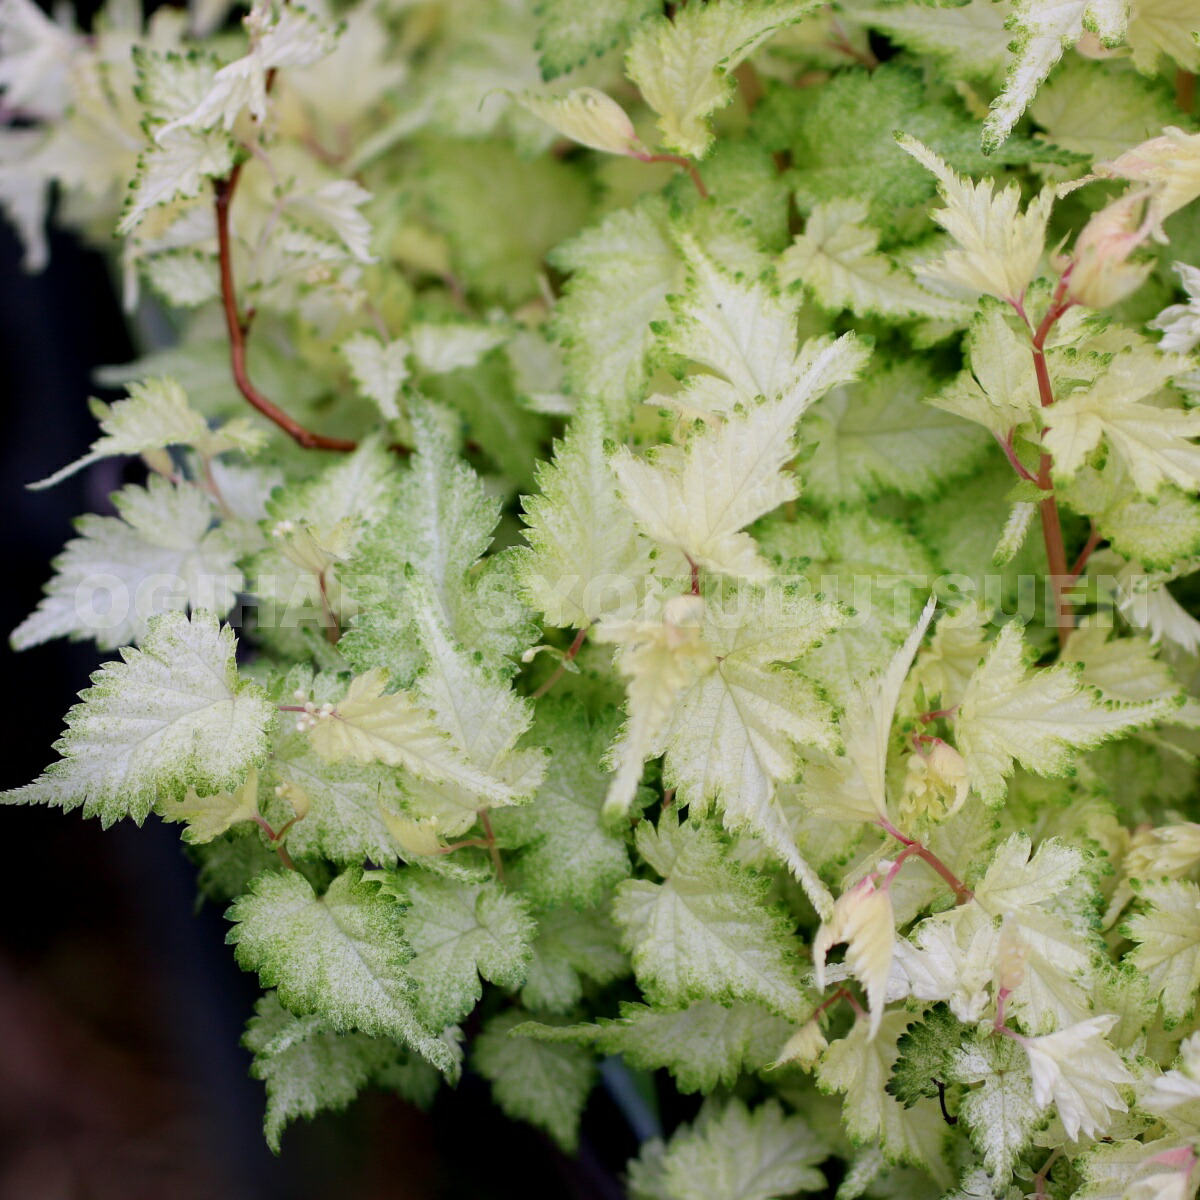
[5,0,1200,1194]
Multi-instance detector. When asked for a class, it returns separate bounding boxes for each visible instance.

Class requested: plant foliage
[5,0,1200,1193]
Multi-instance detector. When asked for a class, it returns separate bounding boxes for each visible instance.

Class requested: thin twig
[878,816,974,904]
[1068,523,1103,585]
[994,428,1037,483]
[317,568,341,645]
[932,1079,957,1126]
[433,838,491,855]
[1023,280,1076,639]
[530,625,589,700]
[253,814,297,871]
[994,985,1011,1031]
[808,986,855,1023]
[917,706,958,724]
[1033,1148,1063,1200]
[478,808,504,883]
[199,454,235,519]
[826,11,879,69]
[636,152,709,199]
[213,167,358,452]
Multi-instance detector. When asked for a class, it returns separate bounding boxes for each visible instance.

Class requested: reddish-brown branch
[808,986,855,1023]
[878,817,974,904]
[917,706,958,724]
[1068,523,1103,584]
[994,428,1037,483]
[636,153,709,199]
[1032,1148,1063,1200]
[478,808,504,883]
[213,167,358,452]
[253,814,297,871]
[1027,283,1076,639]
[1036,454,1072,634]
[530,625,589,700]
[433,838,491,855]
[317,568,341,644]
[1177,70,1196,115]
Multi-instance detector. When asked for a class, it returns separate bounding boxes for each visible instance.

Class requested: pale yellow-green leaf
[3,610,274,827]
[513,87,643,155]
[610,404,797,579]
[630,1097,830,1200]
[516,397,658,629]
[951,833,1097,1030]
[1140,1032,1200,1139]
[817,1013,951,1182]
[1127,0,1200,71]
[307,668,515,804]
[929,302,1041,440]
[625,0,818,158]
[1125,880,1200,1026]
[897,136,1055,304]
[657,241,869,420]
[611,332,866,577]
[399,574,547,834]
[1043,350,1200,495]
[1061,619,1180,705]
[656,584,842,909]
[157,1,339,136]
[597,593,715,823]
[906,602,990,712]
[814,877,895,1036]
[802,597,937,825]
[1029,57,1177,162]
[32,378,212,490]
[1021,1014,1133,1141]
[780,199,972,322]
[955,623,1174,804]
[407,323,506,375]
[1096,127,1200,234]
[613,812,809,1017]
[858,0,1013,79]
[983,0,1130,151]
[161,766,261,844]
[340,332,409,421]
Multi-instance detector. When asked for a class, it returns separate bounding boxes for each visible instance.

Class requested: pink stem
[994,428,1038,483]
[636,153,709,199]
[530,625,589,700]
[1068,523,1102,584]
[877,817,973,903]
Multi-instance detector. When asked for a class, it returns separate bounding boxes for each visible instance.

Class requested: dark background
[0,205,644,1200]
